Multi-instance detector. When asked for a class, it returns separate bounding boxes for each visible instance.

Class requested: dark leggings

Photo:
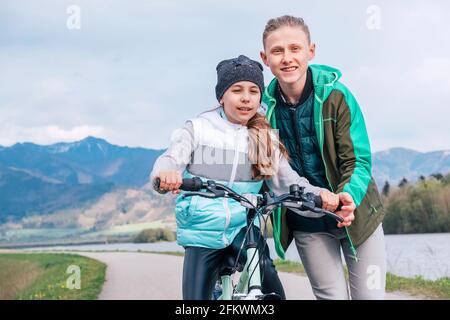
[182,226,286,300]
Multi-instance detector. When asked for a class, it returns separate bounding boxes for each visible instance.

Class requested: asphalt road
[77,251,420,300]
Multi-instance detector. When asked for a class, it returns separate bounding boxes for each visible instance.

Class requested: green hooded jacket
[263,64,385,260]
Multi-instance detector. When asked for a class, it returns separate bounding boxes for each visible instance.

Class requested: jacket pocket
[188,195,200,216]
[366,180,384,215]
[175,194,195,220]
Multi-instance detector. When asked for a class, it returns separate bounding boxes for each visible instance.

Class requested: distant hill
[1,137,449,242]
[0,163,113,222]
[0,136,163,186]
[0,137,164,223]
[372,148,450,188]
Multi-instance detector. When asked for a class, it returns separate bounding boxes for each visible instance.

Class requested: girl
[150,55,355,300]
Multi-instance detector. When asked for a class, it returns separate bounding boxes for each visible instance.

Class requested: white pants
[293,224,386,300]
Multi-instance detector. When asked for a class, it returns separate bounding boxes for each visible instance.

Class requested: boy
[260,15,386,300]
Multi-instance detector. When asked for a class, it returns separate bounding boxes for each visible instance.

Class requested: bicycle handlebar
[154,177,345,223]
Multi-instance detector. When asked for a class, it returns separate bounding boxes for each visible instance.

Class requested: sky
[1,0,449,152]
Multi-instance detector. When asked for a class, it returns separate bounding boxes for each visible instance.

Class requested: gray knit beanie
[215,55,264,102]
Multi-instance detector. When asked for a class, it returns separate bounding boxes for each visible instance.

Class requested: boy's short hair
[262,15,311,47]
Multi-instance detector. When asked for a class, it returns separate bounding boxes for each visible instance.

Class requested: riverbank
[274,259,449,300]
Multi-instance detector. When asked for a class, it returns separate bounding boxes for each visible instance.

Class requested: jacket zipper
[222,126,241,246]
[290,106,303,172]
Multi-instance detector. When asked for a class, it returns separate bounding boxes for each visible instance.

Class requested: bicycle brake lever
[320,209,344,223]
[181,191,218,199]
[283,200,316,212]
[205,186,226,198]
[286,201,345,223]
[282,201,302,209]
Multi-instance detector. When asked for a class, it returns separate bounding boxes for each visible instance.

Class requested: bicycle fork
[235,208,263,299]
[217,208,263,300]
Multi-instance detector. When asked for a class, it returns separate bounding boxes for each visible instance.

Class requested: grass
[0,253,106,300]
[274,259,307,275]
[274,258,450,299]
[386,273,450,300]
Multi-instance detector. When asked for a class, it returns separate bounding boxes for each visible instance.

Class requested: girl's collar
[218,106,245,128]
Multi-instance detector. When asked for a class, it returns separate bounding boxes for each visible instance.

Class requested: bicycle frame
[217,207,270,300]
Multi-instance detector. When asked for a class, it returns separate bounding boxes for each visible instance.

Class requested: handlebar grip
[154,177,203,191]
[314,195,343,211]
[180,177,203,191]
[313,195,322,208]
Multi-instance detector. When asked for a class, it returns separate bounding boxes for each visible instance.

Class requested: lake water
[22,233,450,281]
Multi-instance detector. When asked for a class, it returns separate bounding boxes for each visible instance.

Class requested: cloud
[345,58,450,152]
[0,0,449,152]
[33,79,69,100]
[408,57,450,95]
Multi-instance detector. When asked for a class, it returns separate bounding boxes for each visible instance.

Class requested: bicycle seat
[218,254,244,276]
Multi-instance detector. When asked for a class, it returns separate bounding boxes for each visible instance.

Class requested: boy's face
[219,81,260,126]
[260,26,315,86]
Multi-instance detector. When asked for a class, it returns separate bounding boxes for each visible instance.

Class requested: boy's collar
[276,67,313,107]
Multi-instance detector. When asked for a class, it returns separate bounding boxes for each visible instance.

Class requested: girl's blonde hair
[262,15,311,47]
[247,112,289,180]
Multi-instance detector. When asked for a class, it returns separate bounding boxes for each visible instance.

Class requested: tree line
[381,173,450,234]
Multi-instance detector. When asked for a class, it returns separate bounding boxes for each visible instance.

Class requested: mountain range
[0,137,449,241]
[0,137,163,223]
[372,148,450,188]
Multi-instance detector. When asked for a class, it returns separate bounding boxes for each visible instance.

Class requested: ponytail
[247,113,289,180]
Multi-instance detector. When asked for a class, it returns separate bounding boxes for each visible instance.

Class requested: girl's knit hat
[215,55,264,101]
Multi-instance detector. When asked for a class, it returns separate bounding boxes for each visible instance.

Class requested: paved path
[76,251,422,300]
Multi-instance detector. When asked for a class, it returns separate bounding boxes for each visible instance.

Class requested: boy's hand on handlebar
[319,190,339,212]
[336,192,356,228]
[157,171,182,194]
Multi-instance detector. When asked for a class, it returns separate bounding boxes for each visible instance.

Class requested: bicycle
[156,176,344,300]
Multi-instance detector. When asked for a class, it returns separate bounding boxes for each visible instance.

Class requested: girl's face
[260,26,315,86]
[219,81,260,125]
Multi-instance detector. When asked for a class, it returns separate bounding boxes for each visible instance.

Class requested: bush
[133,228,176,243]
[383,174,450,234]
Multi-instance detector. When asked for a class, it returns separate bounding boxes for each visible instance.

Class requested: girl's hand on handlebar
[336,192,356,228]
[319,190,339,212]
[157,171,182,194]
